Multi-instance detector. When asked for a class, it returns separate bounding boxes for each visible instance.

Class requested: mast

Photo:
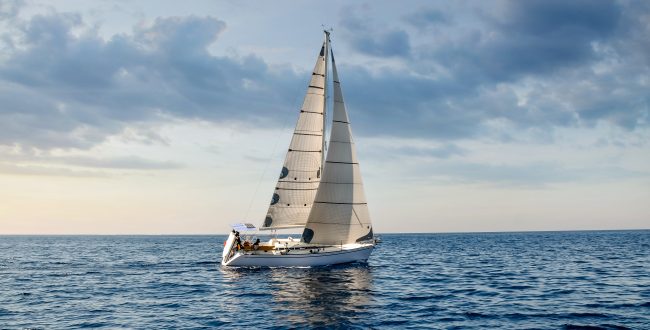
[322,30,330,168]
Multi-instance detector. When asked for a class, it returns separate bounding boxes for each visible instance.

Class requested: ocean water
[1,231,649,329]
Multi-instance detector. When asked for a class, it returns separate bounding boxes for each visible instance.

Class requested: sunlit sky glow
[0,0,648,234]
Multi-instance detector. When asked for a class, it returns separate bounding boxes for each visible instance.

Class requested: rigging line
[352,206,364,227]
[242,71,305,222]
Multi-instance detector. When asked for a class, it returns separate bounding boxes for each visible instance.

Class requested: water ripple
[0,231,648,328]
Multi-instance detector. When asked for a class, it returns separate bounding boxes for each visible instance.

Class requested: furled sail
[260,36,329,230]
[301,47,373,245]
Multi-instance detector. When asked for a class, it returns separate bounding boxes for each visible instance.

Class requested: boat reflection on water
[218,264,375,327]
[270,264,374,327]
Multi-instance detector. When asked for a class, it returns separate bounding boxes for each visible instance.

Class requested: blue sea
[1,231,649,329]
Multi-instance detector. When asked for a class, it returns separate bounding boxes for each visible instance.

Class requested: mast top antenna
[322,25,333,35]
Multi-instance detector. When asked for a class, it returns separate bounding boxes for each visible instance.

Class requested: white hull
[223,245,373,267]
[221,233,374,267]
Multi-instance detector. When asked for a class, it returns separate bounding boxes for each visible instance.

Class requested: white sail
[261,36,329,230]
[301,47,373,245]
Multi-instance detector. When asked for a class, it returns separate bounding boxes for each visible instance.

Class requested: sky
[0,0,648,234]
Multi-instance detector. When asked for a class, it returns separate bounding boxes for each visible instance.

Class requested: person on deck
[234,231,242,250]
[252,239,260,250]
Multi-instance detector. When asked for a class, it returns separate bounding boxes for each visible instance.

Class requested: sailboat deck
[236,240,371,256]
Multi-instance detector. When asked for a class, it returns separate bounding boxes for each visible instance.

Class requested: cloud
[337,0,648,139]
[427,161,650,187]
[0,0,22,21]
[484,0,620,80]
[401,0,623,81]
[50,155,183,170]
[0,11,301,151]
[0,0,647,156]
[372,150,650,187]
[404,8,449,30]
[339,7,411,57]
[362,140,466,160]
[0,147,183,175]
[0,162,109,177]
[0,157,182,177]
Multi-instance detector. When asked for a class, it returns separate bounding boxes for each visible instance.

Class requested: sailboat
[221,31,374,267]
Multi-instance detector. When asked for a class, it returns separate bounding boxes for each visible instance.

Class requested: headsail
[261,34,329,230]
[301,44,373,245]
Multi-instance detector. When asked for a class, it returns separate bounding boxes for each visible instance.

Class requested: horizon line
[1,228,648,236]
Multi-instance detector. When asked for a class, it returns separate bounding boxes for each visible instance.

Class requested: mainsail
[301,46,373,245]
[261,35,329,230]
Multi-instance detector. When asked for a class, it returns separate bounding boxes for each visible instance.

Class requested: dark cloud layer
[477,0,620,80]
[337,0,648,140]
[0,0,648,155]
[340,9,411,57]
[0,10,298,150]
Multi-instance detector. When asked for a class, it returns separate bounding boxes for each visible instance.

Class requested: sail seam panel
[314,202,367,205]
[293,132,323,137]
[305,221,369,225]
[276,188,318,191]
[279,180,321,183]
